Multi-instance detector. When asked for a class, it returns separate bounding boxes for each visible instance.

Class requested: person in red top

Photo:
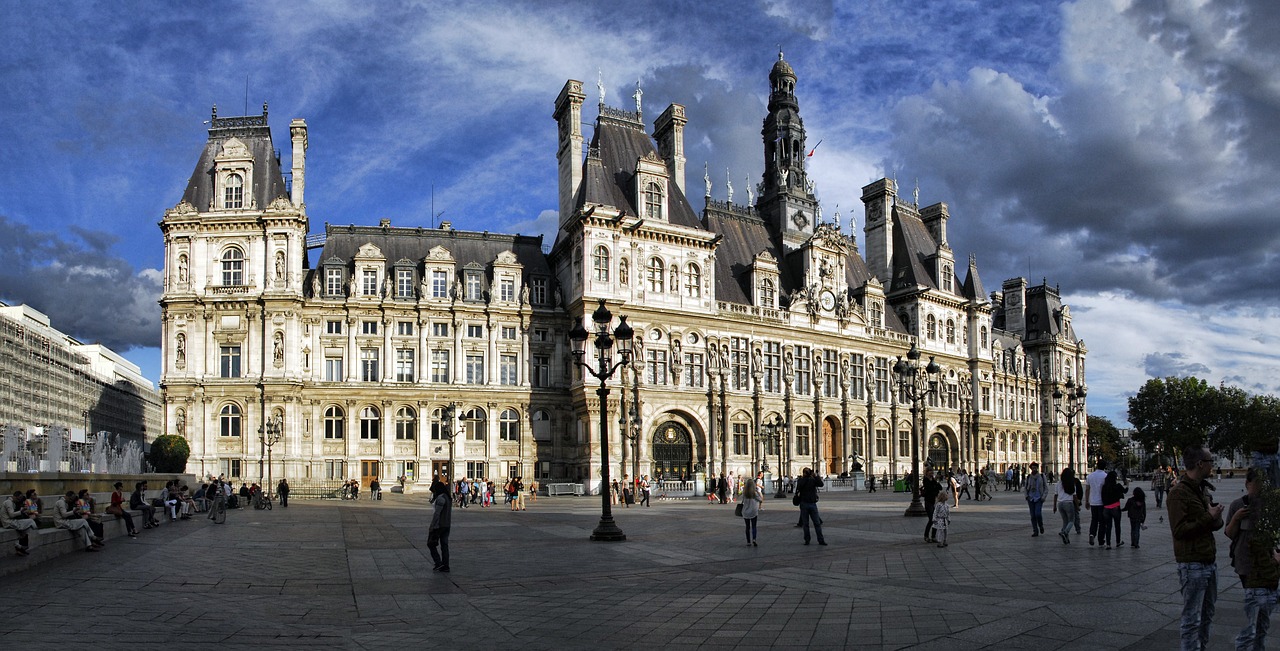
[106,481,138,538]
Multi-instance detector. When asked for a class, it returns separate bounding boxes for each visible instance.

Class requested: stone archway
[927,432,952,470]
[822,416,842,475]
[652,421,693,481]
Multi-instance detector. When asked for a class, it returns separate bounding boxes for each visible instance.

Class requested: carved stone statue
[745,176,753,205]
[175,408,186,436]
[783,350,794,382]
[520,283,529,305]
[619,258,629,286]
[347,273,357,297]
[178,256,188,283]
[175,334,186,369]
[311,273,321,296]
[703,162,712,198]
[273,332,284,365]
[275,251,285,281]
[633,81,642,114]
[751,348,762,375]
[382,275,393,298]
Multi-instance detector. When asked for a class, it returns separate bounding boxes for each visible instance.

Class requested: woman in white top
[740,479,763,546]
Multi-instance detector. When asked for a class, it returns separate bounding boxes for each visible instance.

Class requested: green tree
[149,434,190,473]
[1086,415,1122,464]
[1127,376,1218,460]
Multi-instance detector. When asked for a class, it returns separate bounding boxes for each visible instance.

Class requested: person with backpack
[1025,462,1048,537]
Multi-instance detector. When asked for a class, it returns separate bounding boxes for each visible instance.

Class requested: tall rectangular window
[395,349,415,382]
[500,354,518,385]
[362,320,378,335]
[531,278,547,304]
[684,353,704,388]
[762,341,781,393]
[467,324,484,338]
[362,270,378,296]
[851,428,864,457]
[794,346,811,396]
[396,321,414,336]
[647,350,668,385]
[849,353,865,401]
[219,346,241,378]
[500,278,515,301]
[360,348,379,382]
[325,269,343,296]
[898,430,910,457]
[324,356,343,382]
[326,320,342,334]
[501,326,517,340]
[432,322,449,337]
[730,337,749,390]
[823,349,840,398]
[466,461,486,480]
[465,354,485,384]
[982,386,991,412]
[732,423,749,456]
[874,357,889,402]
[397,269,413,298]
[325,460,345,480]
[431,350,450,383]
[465,272,483,301]
[796,425,811,457]
[531,355,549,388]
[431,270,448,298]
[875,429,888,457]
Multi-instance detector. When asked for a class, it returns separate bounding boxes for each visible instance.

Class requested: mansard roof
[181,110,289,212]
[889,203,939,292]
[1024,283,1076,340]
[577,117,702,229]
[961,255,987,302]
[312,224,550,280]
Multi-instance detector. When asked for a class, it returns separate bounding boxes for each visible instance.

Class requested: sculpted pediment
[494,250,518,265]
[354,242,384,259]
[425,246,454,261]
[218,137,251,159]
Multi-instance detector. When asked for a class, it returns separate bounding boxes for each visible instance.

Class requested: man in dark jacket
[1168,444,1225,651]
[795,467,826,546]
[1225,467,1280,650]
[428,480,453,573]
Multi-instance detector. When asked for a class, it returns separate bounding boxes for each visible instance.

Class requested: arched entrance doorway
[927,433,952,470]
[652,421,693,480]
[822,417,842,475]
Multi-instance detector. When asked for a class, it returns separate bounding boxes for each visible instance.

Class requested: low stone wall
[0,472,197,497]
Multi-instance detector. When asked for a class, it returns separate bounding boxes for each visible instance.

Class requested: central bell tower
[758,52,818,254]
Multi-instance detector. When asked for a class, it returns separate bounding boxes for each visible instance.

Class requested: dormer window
[362,269,378,296]
[221,247,244,286]
[396,268,414,299]
[465,271,483,301]
[224,173,244,209]
[760,278,776,307]
[644,182,664,219]
[942,263,953,293]
[325,268,343,296]
[592,245,610,282]
[869,300,883,328]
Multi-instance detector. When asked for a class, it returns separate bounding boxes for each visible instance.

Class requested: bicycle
[254,494,273,510]
[210,496,227,524]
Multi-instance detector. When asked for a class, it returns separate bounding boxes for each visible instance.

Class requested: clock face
[820,290,836,311]
[792,210,808,229]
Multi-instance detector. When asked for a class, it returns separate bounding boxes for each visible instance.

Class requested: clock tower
[758,52,818,255]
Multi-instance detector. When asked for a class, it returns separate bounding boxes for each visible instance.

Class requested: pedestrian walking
[1101,470,1127,548]
[795,467,826,546]
[1053,467,1082,544]
[1153,467,1167,509]
[1025,462,1047,536]
[1084,459,1107,546]
[739,478,762,546]
[640,475,651,507]
[931,490,952,547]
[958,469,972,500]
[277,479,290,508]
[1226,468,1280,650]
[427,480,452,573]
[1168,444,1224,650]
[1122,487,1147,549]
[921,468,943,543]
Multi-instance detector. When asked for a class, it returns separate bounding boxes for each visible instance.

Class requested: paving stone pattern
[0,481,1255,649]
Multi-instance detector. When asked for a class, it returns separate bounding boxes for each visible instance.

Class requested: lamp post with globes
[258,414,283,501]
[1053,378,1087,471]
[759,414,787,498]
[892,343,941,517]
[569,298,634,542]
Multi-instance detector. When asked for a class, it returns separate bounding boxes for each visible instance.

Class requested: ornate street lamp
[892,343,941,517]
[258,414,283,501]
[1052,378,1087,471]
[619,403,642,490]
[569,298,634,542]
[440,404,458,482]
[758,414,787,498]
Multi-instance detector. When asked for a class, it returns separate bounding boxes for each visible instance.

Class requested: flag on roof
[807,139,823,157]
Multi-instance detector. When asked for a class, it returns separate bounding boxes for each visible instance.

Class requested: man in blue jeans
[1024,462,1047,536]
[795,467,826,546]
[1168,444,1225,651]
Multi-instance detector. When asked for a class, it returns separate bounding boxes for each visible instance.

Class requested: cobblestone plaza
[1,484,1241,649]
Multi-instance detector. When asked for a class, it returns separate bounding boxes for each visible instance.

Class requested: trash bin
[893,480,907,493]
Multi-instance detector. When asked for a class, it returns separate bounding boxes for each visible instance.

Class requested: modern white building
[158,58,1087,491]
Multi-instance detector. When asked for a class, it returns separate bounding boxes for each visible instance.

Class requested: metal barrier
[546,483,584,496]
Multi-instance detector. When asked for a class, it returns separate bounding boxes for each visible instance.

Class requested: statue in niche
[178,255,188,283]
[451,278,462,299]
[273,332,284,366]
[311,273,321,296]
[347,273,357,297]
[382,275,393,298]
[520,284,529,306]
[751,348,762,375]
[783,350,794,383]
[175,408,186,436]
[275,251,285,281]
[175,333,186,369]
[619,258,629,286]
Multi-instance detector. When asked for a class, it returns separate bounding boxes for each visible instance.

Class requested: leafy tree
[149,434,190,473]
[1086,415,1122,465]
[1127,377,1218,459]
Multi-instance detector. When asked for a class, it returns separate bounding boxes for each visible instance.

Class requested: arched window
[395,406,416,440]
[219,404,241,437]
[499,408,520,441]
[926,314,937,340]
[592,245,610,282]
[647,257,665,292]
[945,319,955,344]
[760,278,775,307]
[221,247,245,286]
[980,326,988,349]
[324,406,345,439]
[684,263,701,298]
[898,311,910,332]
[430,407,450,440]
[463,407,487,441]
[360,406,381,439]
[224,173,244,209]
[942,264,953,292]
[644,181,663,219]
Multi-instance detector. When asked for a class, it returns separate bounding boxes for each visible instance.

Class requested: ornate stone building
[158,58,1087,490]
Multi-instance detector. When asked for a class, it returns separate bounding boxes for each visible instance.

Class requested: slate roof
[181,113,288,212]
[889,204,940,293]
[1025,284,1075,340]
[961,255,987,302]
[578,118,703,229]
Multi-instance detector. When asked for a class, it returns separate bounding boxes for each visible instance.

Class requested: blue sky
[1,0,1278,427]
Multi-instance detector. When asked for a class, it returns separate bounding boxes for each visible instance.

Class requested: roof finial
[597,70,606,109]
[704,162,712,198]
[725,169,734,203]
[913,178,920,207]
[745,175,753,205]
[778,45,784,60]
[633,81,642,115]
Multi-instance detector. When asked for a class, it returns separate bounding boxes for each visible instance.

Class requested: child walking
[1121,487,1147,549]
[932,489,952,547]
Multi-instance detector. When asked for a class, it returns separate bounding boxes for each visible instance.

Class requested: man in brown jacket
[1168,444,1225,651]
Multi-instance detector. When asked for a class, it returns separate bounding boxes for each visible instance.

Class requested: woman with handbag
[738,478,763,546]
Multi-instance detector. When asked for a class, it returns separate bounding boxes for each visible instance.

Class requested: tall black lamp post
[619,403,641,489]
[440,404,458,483]
[759,414,787,498]
[1053,378,1086,471]
[893,343,941,517]
[569,298,634,542]
[258,414,283,500]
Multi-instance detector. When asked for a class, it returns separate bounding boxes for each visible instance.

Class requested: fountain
[0,424,176,497]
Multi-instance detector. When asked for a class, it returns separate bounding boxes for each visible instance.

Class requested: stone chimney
[289,119,308,208]
[654,103,687,197]
[553,80,586,227]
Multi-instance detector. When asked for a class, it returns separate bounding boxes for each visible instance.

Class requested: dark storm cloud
[0,216,160,351]
[885,0,1280,308]
[1142,352,1211,379]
